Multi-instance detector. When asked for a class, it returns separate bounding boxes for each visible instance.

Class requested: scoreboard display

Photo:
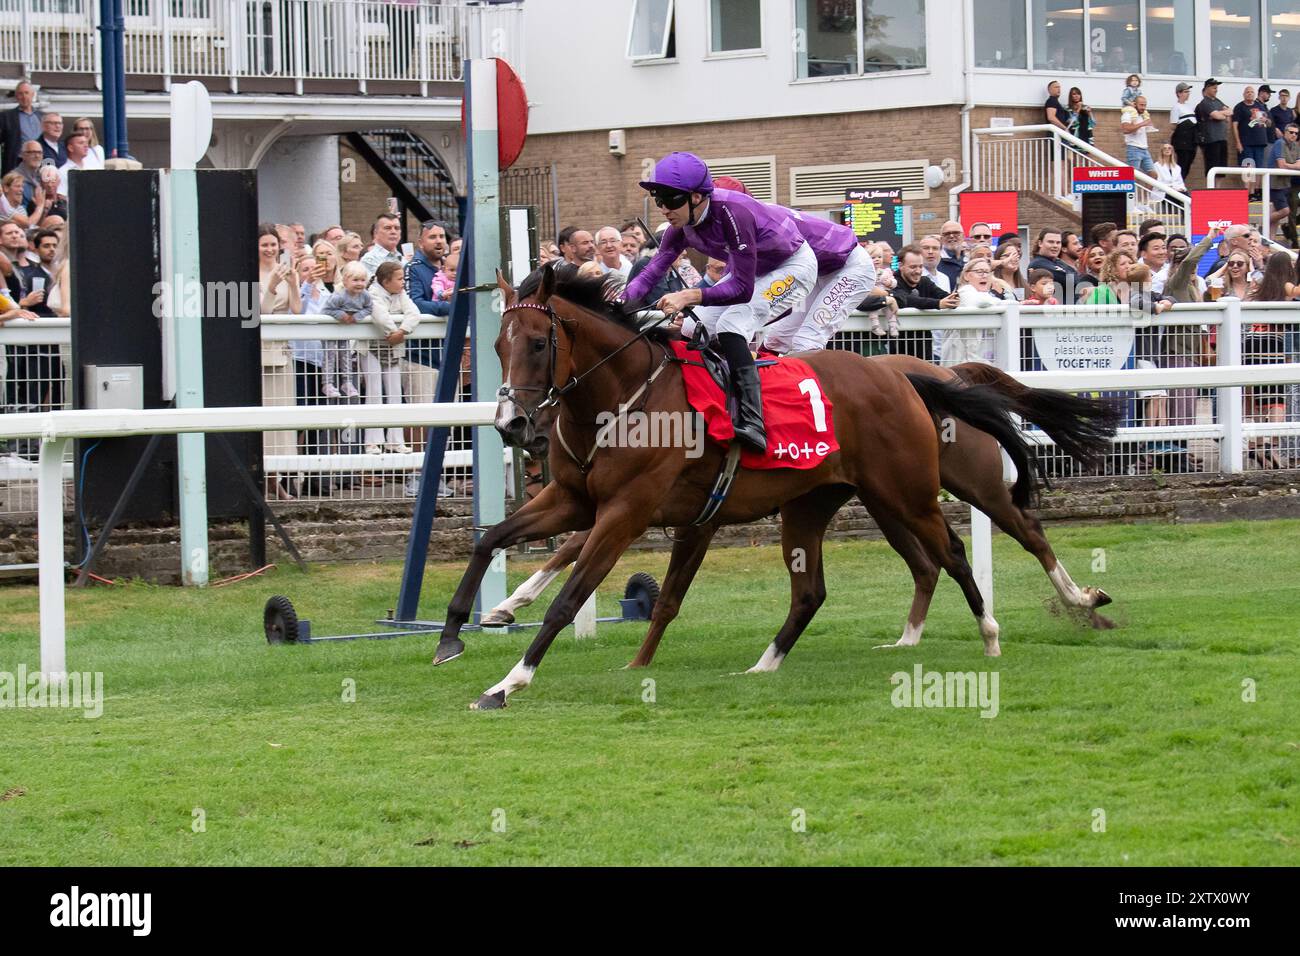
[844,187,903,251]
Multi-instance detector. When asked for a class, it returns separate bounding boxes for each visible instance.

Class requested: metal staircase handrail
[973,123,1190,214]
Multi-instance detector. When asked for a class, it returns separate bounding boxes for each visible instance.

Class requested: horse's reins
[501,297,745,527]
[499,300,674,473]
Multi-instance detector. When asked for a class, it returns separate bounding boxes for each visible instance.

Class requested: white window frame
[791,0,929,82]
[626,0,676,62]
[705,0,765,60]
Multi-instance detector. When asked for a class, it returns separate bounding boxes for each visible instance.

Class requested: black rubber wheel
[623,572,660,620]
[264,596,300,645]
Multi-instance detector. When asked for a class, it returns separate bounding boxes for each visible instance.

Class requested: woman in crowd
[1074,244,1107,300]
[336,232,364,264]
[538,240,560,264]
[1151,143,1187,203]
[49,227,70,319]
[70,119,106,167]
[257,223,303,500]
[35,165,67,225]
[1206,251,1254,300]
[1170,83,1199,182]
[291,255,330,496]
[1082,250,1136,304]
[1242,252,1297,468]
[991,241,1025,300]
[940,257,1005,366]
[0,171,39,227]
[1066,86,1095,145]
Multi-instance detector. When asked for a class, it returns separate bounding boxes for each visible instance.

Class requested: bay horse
[481,358,1121,664]
[437,266,1110,709]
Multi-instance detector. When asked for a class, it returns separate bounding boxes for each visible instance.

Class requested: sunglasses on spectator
[941,230,963,238]
[970,232,991,240]
[650,188,691,210]
[1228,260,1247,267]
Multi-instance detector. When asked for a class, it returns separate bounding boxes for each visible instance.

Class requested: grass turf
[1,519,1297,865]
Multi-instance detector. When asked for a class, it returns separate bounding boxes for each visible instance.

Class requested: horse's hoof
[872,640,918,650]
[481,609,515,626]
[470,690,506,711]
[1091,588,1113,608]
[432,636,465,666]
[984,643,1002,658]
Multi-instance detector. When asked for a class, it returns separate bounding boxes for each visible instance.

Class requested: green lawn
[1,520,1297,866]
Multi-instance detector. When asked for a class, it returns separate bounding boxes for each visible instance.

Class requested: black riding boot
[717,332,766,453]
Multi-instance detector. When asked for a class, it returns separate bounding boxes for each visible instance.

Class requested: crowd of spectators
[1044,75,1300,249]
[255,213,463,499]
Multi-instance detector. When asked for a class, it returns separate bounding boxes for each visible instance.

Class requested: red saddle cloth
[668,340,839,470]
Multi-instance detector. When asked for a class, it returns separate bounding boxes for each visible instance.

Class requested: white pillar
[38,436,69,681]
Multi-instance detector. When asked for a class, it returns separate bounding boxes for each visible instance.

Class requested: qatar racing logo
[813,275,863,326]
[763,274,797,303]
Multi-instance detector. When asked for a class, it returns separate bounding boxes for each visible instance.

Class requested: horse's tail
[904,372,1042,509]
[951,363,1121,470]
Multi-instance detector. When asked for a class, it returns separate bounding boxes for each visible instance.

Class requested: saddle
[684,323,777,394]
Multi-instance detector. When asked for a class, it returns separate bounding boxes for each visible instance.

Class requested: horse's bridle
[496,297,675,468]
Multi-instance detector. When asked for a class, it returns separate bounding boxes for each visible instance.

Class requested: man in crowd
[937,220,966,287]
[1196,78,1231,178]
[888,246,961,310]
[967,221,993,246]
[319,224,346,246]
[1028,228,1077,299]
[1163,233,1207,299]
[1209,223,1253,272]
[360,212,403,276]
[1275,123,1300,248]
[1115,230,1139,259]
[1232,85,1272,197]
[620,220,649,258]
[1090,221,1118,254]
[1138,233,1168,291]
[57,130,96,194]
[1061,231,1083,271]
[406,219,451,318]
[556,226,595,266]
[15,141,44,203]
[18,228,59,318]
[1120,94,1158,174]
[1,79,43,175]
[593,225,631,279]
[620,230,642,263]
[917,235,951,292]
[38,113,65,166]
[1269,89,1295,142]
[290,223,307,250]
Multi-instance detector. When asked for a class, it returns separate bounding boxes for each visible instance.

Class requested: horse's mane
[515,263,661,338]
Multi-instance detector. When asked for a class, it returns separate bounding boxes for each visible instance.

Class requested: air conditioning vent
[790,160,929,207]
[705,155,777,202]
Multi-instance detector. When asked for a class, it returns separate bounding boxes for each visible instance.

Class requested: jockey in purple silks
[764,208,877,355]
[623,152,820,452]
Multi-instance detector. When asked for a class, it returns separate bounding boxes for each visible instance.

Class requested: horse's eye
[531,338,546,353]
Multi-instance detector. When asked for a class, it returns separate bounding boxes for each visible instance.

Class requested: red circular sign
[459,58,529,170]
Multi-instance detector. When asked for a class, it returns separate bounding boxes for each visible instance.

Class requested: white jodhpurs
[683,241,819,345]
[764,244,877,354]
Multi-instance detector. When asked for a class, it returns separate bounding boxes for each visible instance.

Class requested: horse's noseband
[497,302,573,429]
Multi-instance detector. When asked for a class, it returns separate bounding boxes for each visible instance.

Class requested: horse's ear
[495,269,516,307]
[536,261,557,305]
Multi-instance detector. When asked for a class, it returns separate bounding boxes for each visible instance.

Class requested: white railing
[0,0,524,92]
[972,124,1191,233]
[3,301,1299,516]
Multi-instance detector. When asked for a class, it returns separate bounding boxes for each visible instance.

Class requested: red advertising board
[959,191,1018,238]
[1190,189,1250,236]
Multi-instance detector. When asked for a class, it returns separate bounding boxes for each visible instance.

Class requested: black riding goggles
[650,187,691,210]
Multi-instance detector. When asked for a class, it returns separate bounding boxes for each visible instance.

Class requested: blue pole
[112,0,130,158]
[98,0,118,157]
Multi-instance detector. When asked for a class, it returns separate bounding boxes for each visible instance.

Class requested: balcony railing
[0,0,524,92]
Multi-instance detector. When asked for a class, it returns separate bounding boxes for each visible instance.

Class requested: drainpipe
[951,0,975,223]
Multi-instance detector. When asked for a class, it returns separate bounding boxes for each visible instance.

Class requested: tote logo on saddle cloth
[670,341,839,469]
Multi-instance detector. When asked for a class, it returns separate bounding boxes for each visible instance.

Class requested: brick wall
[511,106,966,241]
[337,139,428,243]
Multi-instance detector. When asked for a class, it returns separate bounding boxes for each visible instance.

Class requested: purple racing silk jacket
[625,188,807,307]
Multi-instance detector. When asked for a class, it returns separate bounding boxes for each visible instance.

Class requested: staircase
[345,129,462,231]
[969,124,1191,234]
